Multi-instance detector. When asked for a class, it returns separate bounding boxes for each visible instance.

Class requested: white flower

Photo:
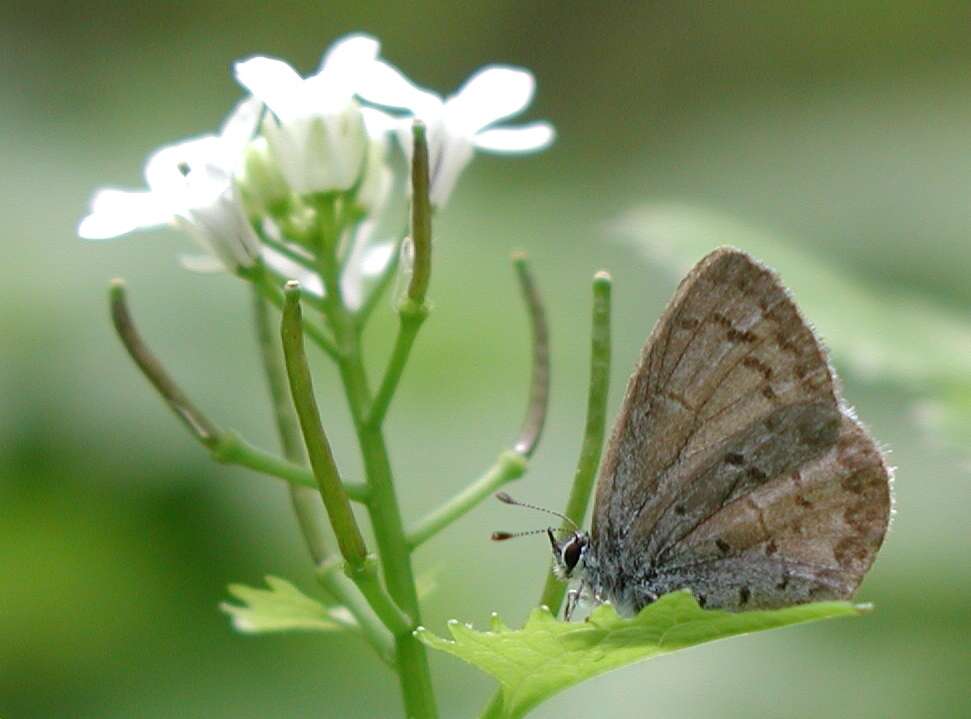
[78,98,262,271]
[235,34,382,196]
[357,60,555,207]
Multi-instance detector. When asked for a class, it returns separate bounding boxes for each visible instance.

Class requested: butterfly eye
[562,539,583,572]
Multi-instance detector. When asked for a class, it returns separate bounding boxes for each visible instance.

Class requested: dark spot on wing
[712,312,732,329]
[774,331,801,356]
[841,470,868,495]
[715,538,731,554]
[678,317,700,330]
[724,452,745,466]
[747,466,768,482]
[762,385,777,400]
[727,328,758,343]
[834,537,869,567]
[742,356,773,379]
[674,504,686,516]
[795,495,813,508]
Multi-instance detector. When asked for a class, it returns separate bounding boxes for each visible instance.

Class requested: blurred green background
[2,2,969,717]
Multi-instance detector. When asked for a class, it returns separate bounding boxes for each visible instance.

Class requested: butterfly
[505,247,893,620]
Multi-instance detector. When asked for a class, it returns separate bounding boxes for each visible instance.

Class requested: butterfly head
[549,528,590,580]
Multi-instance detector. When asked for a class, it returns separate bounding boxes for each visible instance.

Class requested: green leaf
[614,204,971,455]
[220,575,356,635]
[417,591,864,719]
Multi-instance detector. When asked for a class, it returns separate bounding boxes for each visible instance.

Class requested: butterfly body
[551,248,892,617]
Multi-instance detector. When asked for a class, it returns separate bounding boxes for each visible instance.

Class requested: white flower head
[78,98,263,271]
[235,34,383,196]
[357,59,555,207]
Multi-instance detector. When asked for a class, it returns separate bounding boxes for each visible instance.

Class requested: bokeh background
[2,2,970,717]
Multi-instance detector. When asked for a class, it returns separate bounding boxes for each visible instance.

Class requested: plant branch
[408,120,431,305]
[109,279,218,442]
[481,270,611,718]
[109,280,367,499]
[252,288,331,564]
[367,299,428,428]
[211,431,368,500]
[256,288,398,663]
[511,253,550,457]
[251,271,341,361]
[280,282,369,568]
[366,124,435,427]
[406,255,550,548]
[407,451,527,549]
[316,561,397,668]
[537,271,612,615]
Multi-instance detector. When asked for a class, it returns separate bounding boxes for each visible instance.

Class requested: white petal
[361,106,401,138]
[473,122,555,153]
[179,253,226,273]
[318,34,380,81]
[143,135,222,197]
[340,220,377,310]
[234,56,306,120]
[261,246,325,296]
[428,134,474,208]
[78,189,172,239]
[357,60,442,115]
[362,241,394,276]
[219,97,262,157]
[447,66,535,133]
[342,237,394,311]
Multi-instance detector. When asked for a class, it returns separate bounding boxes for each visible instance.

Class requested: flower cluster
[79,34,554,308]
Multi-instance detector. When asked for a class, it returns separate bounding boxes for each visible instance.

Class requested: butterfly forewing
[589,247,891,612]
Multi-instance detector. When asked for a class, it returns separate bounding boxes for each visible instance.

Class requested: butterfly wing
[656,415,892,608]
[590,247,891,611]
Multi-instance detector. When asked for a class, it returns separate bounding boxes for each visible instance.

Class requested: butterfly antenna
[491,528,552,542]
[494,492,578,530]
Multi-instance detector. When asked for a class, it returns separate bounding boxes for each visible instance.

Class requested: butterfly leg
[564,588,580,621]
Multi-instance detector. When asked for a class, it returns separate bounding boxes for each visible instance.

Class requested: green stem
[345,556,413,637]
[259,231,318,272]
[251,288,331,564]
[316,559,397,668]
[408,121,432,304]
[510,253,550,457]
[367,299,428,428]
[280,284,369,568]
[211,431,368,501]
[407,451,527,549]
[286,272,437,717]
[537,271,612,615]
[336,330,438,718]
[405,254,550,548]
[109,279,367,499]
[109,279,218,443]
[481,271,612,719]
[251,271,341,361]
